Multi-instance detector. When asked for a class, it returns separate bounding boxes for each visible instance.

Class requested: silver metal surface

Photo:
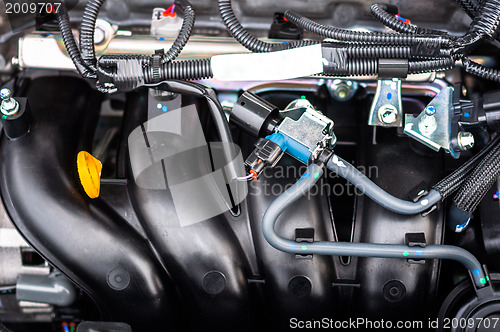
[18,32,248,71]
[404,86,460,158]
[368,78,403,127]
[19,30,436,83]
[0,203,48,286]
[277,99,336,153]
[242,79,447,99]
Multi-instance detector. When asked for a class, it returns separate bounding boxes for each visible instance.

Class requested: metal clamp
[311,134,333,161]
[368,78,403,127]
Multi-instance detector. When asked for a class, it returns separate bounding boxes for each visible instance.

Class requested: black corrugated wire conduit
[217,0,319,52]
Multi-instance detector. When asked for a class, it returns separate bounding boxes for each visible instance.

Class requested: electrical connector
[244,138,284,180]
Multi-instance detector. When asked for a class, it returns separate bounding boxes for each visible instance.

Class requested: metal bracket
[404,86,461,159]
[368,78,403,127]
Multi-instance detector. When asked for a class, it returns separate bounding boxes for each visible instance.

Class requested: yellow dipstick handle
[77,151,102,199]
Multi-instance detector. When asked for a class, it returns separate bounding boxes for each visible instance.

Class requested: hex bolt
[328,79,357,101]
[457,131,475,151]
[0,88,19,116]
[378,104,398,124]
[94,27,106,45]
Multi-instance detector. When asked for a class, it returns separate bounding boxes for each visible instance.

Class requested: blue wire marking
[64,325,70,332]
[455,218,470,233]
[395,15,410,24]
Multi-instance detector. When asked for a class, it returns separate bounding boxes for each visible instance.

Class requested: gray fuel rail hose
[326,154,442,215]
[262,163,488,288]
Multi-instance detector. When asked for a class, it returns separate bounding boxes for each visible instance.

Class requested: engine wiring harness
[54,0,500,92]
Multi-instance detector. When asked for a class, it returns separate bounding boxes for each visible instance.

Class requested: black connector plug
[245,138,284,179]
[268,12,303,40]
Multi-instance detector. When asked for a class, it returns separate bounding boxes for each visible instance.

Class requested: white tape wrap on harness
[211,44,324,81]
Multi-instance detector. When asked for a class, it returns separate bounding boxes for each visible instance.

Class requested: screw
[0,88,12,100]
[458,131,474,151]
[378,104,398,124]
[0,88,19,116]
[425,106,436,116]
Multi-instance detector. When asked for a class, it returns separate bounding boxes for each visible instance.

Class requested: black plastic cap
[230,92,280,137]
[1,98,31,140]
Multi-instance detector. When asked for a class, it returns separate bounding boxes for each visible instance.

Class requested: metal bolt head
[0,88,19,116]
[0,88,11,100]
[328,79,357,101]
[378,104,398,124]
[94,27,106,45]
[425,105,436,116]
[336,87,347,99]
[458,131,475,151]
